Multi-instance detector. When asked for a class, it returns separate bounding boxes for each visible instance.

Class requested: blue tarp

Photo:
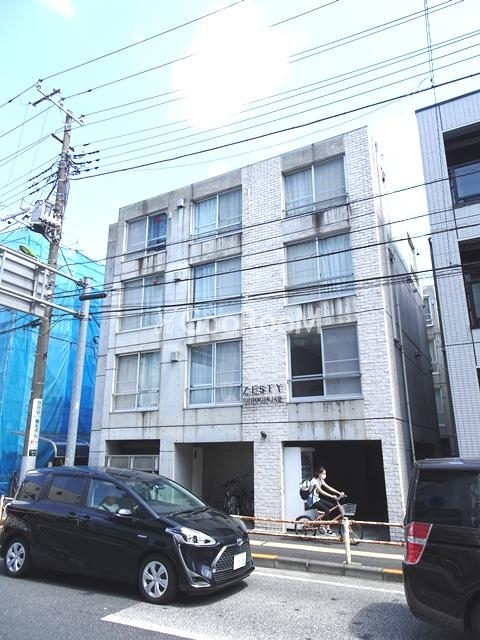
[0,229,105,494]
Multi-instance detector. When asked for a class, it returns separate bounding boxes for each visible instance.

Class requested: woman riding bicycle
[308,467,345,535]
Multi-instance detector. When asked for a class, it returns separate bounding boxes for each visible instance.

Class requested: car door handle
[66,512,78,521]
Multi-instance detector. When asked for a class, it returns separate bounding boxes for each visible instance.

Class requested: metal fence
[234,514,405,565]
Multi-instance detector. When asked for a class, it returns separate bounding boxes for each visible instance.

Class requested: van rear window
[414,469,480,527]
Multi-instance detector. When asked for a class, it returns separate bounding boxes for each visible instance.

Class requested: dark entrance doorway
[286,439,387,522]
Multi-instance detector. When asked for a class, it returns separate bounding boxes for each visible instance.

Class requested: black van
[0,466,254,604]
[403,457,480,638]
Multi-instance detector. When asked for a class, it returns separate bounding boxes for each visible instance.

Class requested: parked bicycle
[294,495,363,545]
[222,473,253,515]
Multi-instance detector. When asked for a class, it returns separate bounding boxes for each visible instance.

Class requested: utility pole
[19,87,82,481]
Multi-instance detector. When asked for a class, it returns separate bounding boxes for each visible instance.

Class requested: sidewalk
[249,527,404,584]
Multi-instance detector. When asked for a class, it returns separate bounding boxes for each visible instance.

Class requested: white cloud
[39,0,74,20]
[171,3,299,130]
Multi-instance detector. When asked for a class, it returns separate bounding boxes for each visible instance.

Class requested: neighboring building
[417,90,480,457]
[90,127,439,528]
[422,285,456,456]
[0,228,105,494]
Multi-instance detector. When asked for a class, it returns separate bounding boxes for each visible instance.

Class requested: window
[413,469,480,528]
[460,241,480,328]
[17,475,49,502]
[114,351,160,410]
[193,189,241,237]
[126,212,167,257]
[284,156,346,216]
[428,338,438,373]
[47,475,86,505]
[86,480,134,512]
[189,341,241,405]
[444,126,480,205]
[193,257,241,318]
[286,234,353,304]
[423,295,434,325]
[289,325,361,399]
[120,274,164,331]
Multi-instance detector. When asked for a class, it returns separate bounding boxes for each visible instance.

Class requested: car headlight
[166,526,216,546]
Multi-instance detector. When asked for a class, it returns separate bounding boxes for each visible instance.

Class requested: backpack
[299,480,312,500]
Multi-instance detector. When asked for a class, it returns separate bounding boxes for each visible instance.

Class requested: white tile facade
[417,91,480,456]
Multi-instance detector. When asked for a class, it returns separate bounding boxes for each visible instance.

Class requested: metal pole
[19,112,73,482]
[64,279,91,467]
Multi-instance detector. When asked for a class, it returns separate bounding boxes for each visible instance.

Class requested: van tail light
[404,522,432,565]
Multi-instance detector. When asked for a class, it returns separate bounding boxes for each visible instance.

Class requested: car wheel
[4,538,31,578]
[294,516,317,537]
[138,554,178,605]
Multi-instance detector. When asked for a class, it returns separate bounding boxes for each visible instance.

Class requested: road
[0,563,464,640]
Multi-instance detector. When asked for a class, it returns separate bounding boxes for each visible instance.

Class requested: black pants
[312,498,335,515]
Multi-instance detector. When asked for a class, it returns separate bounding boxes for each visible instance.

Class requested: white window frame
[284,156,347,217]
[189,340,241,406]
[119,274,164,332]
[289,325,361,400]
[125,212,167,258]
[286,233,354,304]
[193,257,241,319]
[113,351,161,411]
[193,188,242,238]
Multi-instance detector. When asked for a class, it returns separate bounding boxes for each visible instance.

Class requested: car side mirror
[116,508,133,517]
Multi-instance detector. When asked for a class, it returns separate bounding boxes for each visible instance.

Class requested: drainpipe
[393,274,416,464]
[429,238,459,456]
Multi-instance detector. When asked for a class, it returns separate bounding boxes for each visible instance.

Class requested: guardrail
[234,514,405,565]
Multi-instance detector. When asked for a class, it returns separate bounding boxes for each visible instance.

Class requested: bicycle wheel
[349,523,363,545]
[339,522,363,545]
[294,516,317,537]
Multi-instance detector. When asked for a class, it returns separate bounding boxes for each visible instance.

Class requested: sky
[1,0,480,284]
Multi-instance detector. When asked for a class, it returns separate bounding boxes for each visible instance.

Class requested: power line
[71,71,480,181]
[84,46,479,171]
[40,1,244,83]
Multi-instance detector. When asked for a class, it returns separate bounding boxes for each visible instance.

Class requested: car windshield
[124,475,206,516]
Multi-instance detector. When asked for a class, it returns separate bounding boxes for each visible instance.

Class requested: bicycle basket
[342,503,357,516]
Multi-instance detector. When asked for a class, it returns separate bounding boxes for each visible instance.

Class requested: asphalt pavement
[249,524,404,583]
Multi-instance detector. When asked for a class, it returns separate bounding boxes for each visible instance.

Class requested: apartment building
[417,90,480,457]
[90,127,438,527]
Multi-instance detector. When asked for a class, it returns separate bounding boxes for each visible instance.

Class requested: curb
[252,553,403,583]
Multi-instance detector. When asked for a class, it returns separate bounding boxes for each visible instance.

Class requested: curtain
[216,341,241,403]
[126,218,146,254]
[287,240,317,303]
[323,325,361,396]
[147,213,167,248]
[120,278,143,331]
[114,354,139,409]
[318,233,353,293]
[138,352,160,407]
[314,156,346,205]
[218,189,242,230]
[193,264,215,318]
[284,168,312,216]
[143,275,164,327]
[194,198,217,236]
[216,257,241,315]
[190,345,213,404]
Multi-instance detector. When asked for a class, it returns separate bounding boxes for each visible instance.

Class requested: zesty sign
[242,384,285,406]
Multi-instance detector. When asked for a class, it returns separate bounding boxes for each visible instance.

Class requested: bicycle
[294,496,363,545]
